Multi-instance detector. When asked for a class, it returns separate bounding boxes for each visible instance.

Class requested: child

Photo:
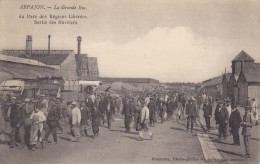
[30,102,46,150]
[91,105,101,139]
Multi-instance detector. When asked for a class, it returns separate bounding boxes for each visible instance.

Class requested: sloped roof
[243,68,260,83]
[0,54,47,66]
[99,77,159,84]
[0,66,57,80]
[31,54,69,65]
[226,73,232,81]
[202,74,223,87]
[222,73,232,82]
[232,50,255,62]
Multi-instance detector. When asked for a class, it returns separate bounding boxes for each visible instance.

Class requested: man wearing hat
[202,99,212,131]
[9,96,25,148]
[214,99,221,126]
[185,98,197,133]
[229,105,242,145]
[218,101,229,139]
[122,97,133,133]
[241,106,254,158]
[70,101,81,142]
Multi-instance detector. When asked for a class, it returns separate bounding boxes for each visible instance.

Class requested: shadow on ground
[59,136,71,142]
[170,127,186,132]
[217,148,243,157]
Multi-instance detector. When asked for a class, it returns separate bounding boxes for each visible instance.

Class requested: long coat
[46,106,60,128]
[241,111,254,136]
[148,101,156,114]
[91,110,101,126]
[214,104,220,124]
[185,101,197,116]
[9,103,24,128]
[218,106,229,125]
[229,109,242,129]
[122,99,132,116]
[203,103,212,118]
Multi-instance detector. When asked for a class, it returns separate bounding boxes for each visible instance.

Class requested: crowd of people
[0,90,259,158]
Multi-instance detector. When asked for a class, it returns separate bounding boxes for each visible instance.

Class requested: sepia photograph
[0,0,259,163]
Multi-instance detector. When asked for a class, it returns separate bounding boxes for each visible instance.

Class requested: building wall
[237,73,248,106]
[222,77,228,98]
[232,61,255,76]
[59,54,78,80]
[88,57,99,80]
[74,54,99,81]
[248,86,260,106]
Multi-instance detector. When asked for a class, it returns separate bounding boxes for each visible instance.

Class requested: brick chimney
[77,36,82,55]
[25,35,32,57]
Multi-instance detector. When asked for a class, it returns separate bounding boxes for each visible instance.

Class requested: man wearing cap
[44,100,60,144]
[104,98,115,129]
[70,101,81,142]
[241,106,254,158]
[22,98,34,149]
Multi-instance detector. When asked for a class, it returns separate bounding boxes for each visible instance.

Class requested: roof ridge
[232,50,255,62]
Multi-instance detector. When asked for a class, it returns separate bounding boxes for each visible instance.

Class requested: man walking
[44,100,60,144]
[218,102,229,139]
[105,98,115,129]
[185,98,197,133]
[202,99,212,132]
[70,101,81,142]
[9,97,25,148]
[122,98,132,133]
[138,99,153,141]
[148,98,157,127]
[229,105,242,145]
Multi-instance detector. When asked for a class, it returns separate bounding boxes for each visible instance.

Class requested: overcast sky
[0,0,260,82]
